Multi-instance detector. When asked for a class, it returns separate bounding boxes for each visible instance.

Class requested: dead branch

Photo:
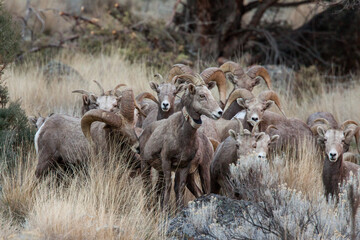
[59,12,101,28]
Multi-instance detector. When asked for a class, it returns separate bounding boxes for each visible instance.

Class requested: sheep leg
[198,161,211,194]
[35,151,56,178]
[174,168,189,209]
[186,173,203,198]
[141,160,152,197]
[161,160,172,210]
[155,170,165,203]
[210,178,221,194]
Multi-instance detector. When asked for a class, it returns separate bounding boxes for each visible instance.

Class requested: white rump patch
[34,119,47,155]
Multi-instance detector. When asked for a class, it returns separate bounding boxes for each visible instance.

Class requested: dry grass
[1,50,360,238]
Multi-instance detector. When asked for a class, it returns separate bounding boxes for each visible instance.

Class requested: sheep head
[317,126,360,162]
[229,121,279,160]
[220,61,272,92]
[81,89,139,145]
[176,74,223,121]
[149,74,185,112]
[313,119,360,154]
[252,125,279,159]
[225,89,285,127]
[73,81,127,115]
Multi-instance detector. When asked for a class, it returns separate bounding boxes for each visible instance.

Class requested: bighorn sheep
[316,123,360,199]
[138,74,223,208]
[210,121,279,197]
[224,88,312,147]
[220,61,272,119]
[35,88,139,178]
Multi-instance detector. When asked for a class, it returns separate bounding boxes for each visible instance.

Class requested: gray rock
[42,60,84,84]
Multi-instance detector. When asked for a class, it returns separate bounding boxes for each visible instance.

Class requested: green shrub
[0,1,21,66]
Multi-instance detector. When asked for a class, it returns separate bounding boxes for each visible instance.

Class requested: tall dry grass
[0,146,167,239]
[1,50,360,238]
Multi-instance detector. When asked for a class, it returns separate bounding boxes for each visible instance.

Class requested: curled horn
[265,125,278,135]
[224,88,254,111]
[93,80,105,96]
[72,90,92,95]
[246,66,272,90]
[310,118,330,135]
[176,74,204,86]
[81,109,123,143]
[167,64,194,82]
[109,83,127,96]
[200,67,227,107]
[219,61,245,78]
[340,120,359,130]
[258,91,286,117]
[136,92,160,105]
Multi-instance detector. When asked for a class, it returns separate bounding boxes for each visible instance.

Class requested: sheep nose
[252,117,259,122]
[162,103,169,108]
[330,152,337,158]
[218,110,223,116]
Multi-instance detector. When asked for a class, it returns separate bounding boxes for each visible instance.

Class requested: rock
[42,60,84,84]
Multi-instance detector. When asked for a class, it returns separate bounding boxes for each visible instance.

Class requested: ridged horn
[176,74,204,86]
[93,80,105,96]
[265,125,278,135]
[81,109,123,143]
[72,90,92,95]
[246,66,272,90]
[112,84,128,96]
[258,90,286,117]
[340,120,359,130]
[167,64,194,82]
[120,89,136,123]
[135,92,160,105]
[219,61,245,78]
[314,118,330,127]
[200,67,227,106]
[224,88,254,111]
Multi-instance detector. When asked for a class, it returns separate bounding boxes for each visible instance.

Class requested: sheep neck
[182,107,202,129]
[157,105,173,120]
[323,153,344,197]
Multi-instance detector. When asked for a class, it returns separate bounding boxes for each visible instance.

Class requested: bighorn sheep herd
[30,61,360,209]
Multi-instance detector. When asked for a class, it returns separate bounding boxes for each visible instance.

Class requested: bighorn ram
[315,122,360,199]
[220,61,272,119]
[210,121,279,197]
[35,88,139,178]
[138,74,223,208]
[224,88,312,147]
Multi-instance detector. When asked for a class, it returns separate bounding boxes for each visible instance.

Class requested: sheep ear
[264,100,273,110]
[149,81,160,93]
[317,126,326,138]
[244,129,251,135]
[270,135,280,143]
[236,98,246,108]
[28,116,37,126]
[188,84,196,95]
[207,81,216,90]
[175,84,185,95]
[82,95,90,105]
[255,132,265,141]
[229,129,237,140]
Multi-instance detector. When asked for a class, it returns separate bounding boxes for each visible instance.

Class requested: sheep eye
[252,143,256,148]
[199,94,205,99]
